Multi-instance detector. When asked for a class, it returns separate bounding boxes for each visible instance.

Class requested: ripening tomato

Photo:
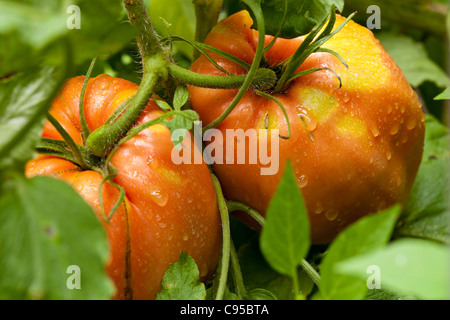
[25,74,222,299]
[188,11,425,244]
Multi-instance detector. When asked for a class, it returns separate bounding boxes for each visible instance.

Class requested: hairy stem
[169,63,276,90]
[86,0,169,157]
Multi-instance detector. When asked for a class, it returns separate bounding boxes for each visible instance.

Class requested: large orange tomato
[189,11,425,244]
[25,74,222,299]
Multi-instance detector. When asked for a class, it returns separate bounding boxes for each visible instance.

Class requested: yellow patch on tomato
[322,17,390,91]
[336,114,367,136]
[298,87,337,122]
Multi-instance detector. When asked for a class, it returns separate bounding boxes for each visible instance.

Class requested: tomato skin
[189,11,425,244]
[25,75,222,299]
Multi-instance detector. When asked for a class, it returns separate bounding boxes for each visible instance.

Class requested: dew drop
[386,151,392,160]
[149,189,169,207]
[187,196,193,204]
[299,112,318,132]
[182,232,189,241]
[325,210,338,221]
[389,123,399,135]
[342,92,351,103]
[314,202,324,214]
[369,124,380,137]
[387,105,393,114]
[159,222,166,229]
[297,175,308,188]
[406,117,416,130]
[401,134,408,144]
[199,264,209,278]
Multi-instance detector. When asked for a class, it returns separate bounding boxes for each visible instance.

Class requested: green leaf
[0,174,113,299]
[0,1,66,49]
[244,0,344,38]
[395,116,450,243]
[434,87,450,100]
[377,33,450,88]
[173,85,189,110]
[0,66,65,171]
[335,239,450,300]
[0,0,134,77]
[319,205,401,300]
[164,110,199,149]
[156,251,206,300]
[260,161,310,279]
[155,99,173,111]
[237,236,308,299]
[247,288,278,300]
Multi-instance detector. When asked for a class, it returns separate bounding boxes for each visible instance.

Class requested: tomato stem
[210,173,231,301]
[86,0,169,158]
[229,240,248,299]
[169,63,276,90]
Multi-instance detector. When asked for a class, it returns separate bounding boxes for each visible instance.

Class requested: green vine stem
[86,0,169,158]
[168,64,276,90]
[210,172,231,301]
[229,240,248,299]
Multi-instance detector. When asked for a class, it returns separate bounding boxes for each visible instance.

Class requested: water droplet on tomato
[369,124,380,137]
[389,123,399,135]
[297,175,308,188]
[342,92,350,103]
[150,189,169,207]
[325,210,338,221]
[401,134,408,144]
[182,232,189,241]
[386,151,392,160]
[314,202,324,214]
[199,264,208,277]
[387,105,393,114]
[406,116,416,130]
[299,111,317,132]
[187,196,193,204]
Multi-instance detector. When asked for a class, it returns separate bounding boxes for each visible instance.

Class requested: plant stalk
[86,0,169,157]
